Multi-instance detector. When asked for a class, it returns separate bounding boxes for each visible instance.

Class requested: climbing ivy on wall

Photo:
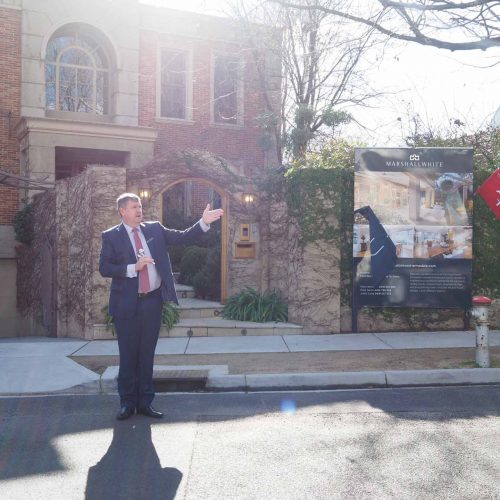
[284,140,355,248]
[272,139,357,307]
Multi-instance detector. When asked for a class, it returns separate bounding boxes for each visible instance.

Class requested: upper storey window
[45,25,111,115]
[160,49,189,120]
[213,54,242,125]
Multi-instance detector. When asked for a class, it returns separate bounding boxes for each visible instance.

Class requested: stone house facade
[0,0,287,337]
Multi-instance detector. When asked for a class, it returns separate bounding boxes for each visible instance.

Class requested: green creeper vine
[12,204,34,245]
[283,139,356,248]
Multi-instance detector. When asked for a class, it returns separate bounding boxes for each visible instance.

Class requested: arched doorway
[161,177,228,302]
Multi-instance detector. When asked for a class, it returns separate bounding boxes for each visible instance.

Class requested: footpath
[1,330,500,396]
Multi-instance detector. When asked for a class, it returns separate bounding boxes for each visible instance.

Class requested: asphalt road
[1,386,499,500]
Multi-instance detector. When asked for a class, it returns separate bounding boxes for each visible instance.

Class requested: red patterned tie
[132,227,151,294]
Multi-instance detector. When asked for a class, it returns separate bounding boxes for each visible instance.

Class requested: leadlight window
[45,26,110,114]
[213,55,240,125]
[160,49,187,119]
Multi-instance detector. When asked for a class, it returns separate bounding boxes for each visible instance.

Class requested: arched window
[45,24,111,115]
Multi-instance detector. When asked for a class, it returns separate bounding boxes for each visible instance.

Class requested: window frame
[210,51,244,128]
[156,45,193,123]
[44,27,111,117]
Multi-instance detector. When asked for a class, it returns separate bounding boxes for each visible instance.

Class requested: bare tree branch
[269,0,500,50]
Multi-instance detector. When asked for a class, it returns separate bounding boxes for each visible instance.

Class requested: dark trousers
[114,288,163,409]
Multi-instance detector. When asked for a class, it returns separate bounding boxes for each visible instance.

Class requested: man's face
[119,199,142,227]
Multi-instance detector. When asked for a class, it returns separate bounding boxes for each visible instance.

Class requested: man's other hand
[202,204,224,225]
[135,256,154,271]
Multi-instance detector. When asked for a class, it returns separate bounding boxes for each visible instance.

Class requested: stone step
[92,318,303,340]
[175,283,195,299]
[161,318,303,338]
[177,298,224,320]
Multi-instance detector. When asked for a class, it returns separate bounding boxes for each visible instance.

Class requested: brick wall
[138,31,266,176]
[0,7,21,224]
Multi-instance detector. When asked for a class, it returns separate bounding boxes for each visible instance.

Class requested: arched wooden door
[160,177,228,303]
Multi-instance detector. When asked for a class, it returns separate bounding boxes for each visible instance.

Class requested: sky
[357,42,500,146]
[141,0,500,146]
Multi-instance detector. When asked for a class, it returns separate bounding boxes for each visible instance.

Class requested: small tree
[232,0,384,161]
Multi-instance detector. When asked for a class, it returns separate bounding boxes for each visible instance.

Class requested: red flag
[475,168,500,220]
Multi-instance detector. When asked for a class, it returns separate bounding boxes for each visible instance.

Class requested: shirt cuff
[126,264,138,278]
[199,218,210,232]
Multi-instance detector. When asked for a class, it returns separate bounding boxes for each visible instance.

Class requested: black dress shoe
[137,406,163,418]
[116,406,135,421]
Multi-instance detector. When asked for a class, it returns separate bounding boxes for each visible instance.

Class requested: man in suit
[99,192,223,420]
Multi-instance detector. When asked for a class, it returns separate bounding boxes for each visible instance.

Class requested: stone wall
[267,196,342,334]
[267,197,290,301]
[16,190,56,336]
[17,165,126,338]
[56,166,127,338]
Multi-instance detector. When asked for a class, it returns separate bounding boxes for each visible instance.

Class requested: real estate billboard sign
[353,148,473,309]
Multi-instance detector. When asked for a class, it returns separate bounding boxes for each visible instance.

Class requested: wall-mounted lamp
[243,182,257,205]
[138,180,152,202]
[243,192,256,204]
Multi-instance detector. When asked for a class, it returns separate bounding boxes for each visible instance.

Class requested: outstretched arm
[160,204,224,246]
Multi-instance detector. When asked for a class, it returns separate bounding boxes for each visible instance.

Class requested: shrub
[162,301,180,331]
[192,246,221,300]
[101,305,115,334]
[178,246,209,285]
[222,287,288,323]
[102,302,179,333]
[168,245,185,272]
[12,204,34,245]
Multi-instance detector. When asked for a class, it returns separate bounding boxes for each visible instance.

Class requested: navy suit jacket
[99,220,204,318]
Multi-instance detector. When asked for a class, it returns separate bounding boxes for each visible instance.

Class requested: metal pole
[471,296,492,368]
[475,322,490,368]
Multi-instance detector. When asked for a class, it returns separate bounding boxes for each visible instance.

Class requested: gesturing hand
[202,204,224,225]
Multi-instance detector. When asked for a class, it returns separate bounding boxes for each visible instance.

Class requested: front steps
[92,286,303,339]
[177,297,224,319]
[164,317,303,337]
[167,295,302,337]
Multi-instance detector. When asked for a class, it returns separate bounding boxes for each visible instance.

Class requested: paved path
[0,331,499,395]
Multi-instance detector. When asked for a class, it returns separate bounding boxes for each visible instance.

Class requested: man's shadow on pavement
[85,421,182,500]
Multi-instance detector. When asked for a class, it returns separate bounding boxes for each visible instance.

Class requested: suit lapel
[118,223,137,262]
[140,223,156,258]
